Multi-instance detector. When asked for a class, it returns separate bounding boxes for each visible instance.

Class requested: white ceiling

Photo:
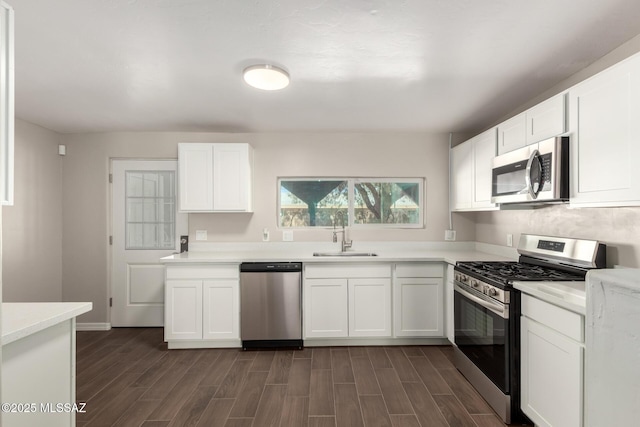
[13,0,640,134]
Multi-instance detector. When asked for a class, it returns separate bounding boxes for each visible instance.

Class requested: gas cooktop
[455,234,606,289]
[456,261,586,285]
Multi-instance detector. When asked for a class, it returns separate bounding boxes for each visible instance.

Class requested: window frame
[277,177,425,229]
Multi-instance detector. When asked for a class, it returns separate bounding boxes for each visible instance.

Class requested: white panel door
[202,279,239,339]
[304,278,348,338]
[569,53,640,206]
[164,280,203,340]
[521,316,583,427]
[450,140,473,211]
[497,112,526,154]
[472,128,497,209]
[178,143,214,211]
[526,93,567,145]
[111,159,188,327]
[213,143,251,211]
[348,278,391,337]
[394,278,443,337]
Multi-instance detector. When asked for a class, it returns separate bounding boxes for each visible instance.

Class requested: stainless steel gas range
[453,234,606,424]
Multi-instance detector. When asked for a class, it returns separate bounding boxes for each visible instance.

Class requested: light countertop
[2,302,93,345]
[514,281,586,315]
[160,241,518,265]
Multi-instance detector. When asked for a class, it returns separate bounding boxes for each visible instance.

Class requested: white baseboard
[76,322,111,331]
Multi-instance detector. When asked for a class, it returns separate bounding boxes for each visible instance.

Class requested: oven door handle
[454,283,509,319]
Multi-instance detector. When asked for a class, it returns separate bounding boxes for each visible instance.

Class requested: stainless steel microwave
[491,136,569,205]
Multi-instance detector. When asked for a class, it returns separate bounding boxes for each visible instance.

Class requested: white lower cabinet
[349,278,392,337]
[520,294,584,427]
[303,263,392,339]
[203,280,240,339]
[165,264,240,347]
[393,263,444,337]
[304,278,349,338]
[165,280,203,340]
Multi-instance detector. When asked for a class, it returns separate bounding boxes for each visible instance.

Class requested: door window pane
[125,171,176,249]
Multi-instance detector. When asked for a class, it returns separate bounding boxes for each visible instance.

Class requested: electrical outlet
[195,230,208,241]
[445,230,456,241]
[507,233,513,247]
[282,230,293,241]
[262,228,270,242]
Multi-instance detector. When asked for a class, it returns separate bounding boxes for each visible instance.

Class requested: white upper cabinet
[472,128,497,209]
[0,2,14,206]
[450,139,473,211]
[525,93,567,145]
[178,143,253,212]
[450,127,497,211]
[497,112,526,155]
[497,93,567,155]
[178,143,214,211]
[569,53,640,207]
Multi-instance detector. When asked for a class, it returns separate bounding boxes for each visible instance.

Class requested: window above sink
[278,177,424,229]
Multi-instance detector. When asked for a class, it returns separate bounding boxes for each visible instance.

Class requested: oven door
[454,282,510,393]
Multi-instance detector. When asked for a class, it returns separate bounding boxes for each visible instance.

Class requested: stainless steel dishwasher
[240,262,303,350]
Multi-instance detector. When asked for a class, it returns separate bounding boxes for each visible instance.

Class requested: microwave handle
[525,149,542,199]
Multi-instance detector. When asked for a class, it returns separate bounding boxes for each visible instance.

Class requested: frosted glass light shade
[243,65,290,90]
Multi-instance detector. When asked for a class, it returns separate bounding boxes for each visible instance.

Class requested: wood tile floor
[75,328,532,427]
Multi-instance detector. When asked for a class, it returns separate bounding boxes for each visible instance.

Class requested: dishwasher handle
[240,262,302,273]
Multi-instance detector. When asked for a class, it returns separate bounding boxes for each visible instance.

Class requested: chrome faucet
[332,211,352,252]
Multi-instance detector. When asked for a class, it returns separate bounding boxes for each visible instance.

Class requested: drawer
[166,264,239,280]
[395,263,443,278]
[305,263,391,279]
[521,294,583,342]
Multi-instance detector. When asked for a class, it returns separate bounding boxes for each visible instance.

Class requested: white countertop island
[2,302,92,427]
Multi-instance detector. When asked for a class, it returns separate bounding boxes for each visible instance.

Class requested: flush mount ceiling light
[243,64,290,90]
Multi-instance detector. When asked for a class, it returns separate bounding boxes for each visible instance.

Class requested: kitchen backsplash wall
[474,205,640,268]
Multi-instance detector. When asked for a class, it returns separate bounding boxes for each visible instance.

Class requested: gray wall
[2,119,62,301]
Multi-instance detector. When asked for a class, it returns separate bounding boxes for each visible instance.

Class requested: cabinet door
[202,280,239,340]
[473,128,497,209]
[450,140,473,211]
[304,278,348,338]
[521,316,583,427]
[213,143,251,211]
[349,278,391,337]
[569,54,640,207]
[497,112,526,155]
[394,277,443,337]
[165,280,203,340]
[526,93,567,145]
[178,143,214,211]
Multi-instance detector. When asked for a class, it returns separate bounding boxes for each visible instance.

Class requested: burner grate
[457,261,585,284]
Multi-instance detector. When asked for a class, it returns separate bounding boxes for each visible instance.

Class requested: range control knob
[488,288,499,297]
